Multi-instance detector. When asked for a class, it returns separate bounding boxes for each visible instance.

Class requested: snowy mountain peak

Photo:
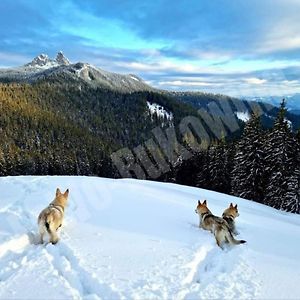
[1,52,153,92]
[56,51,70,65]
[30,53,52,67]
[25,52,70,68]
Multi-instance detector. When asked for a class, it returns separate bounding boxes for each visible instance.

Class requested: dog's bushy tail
[45,214,54,234]
[227,230,246,245]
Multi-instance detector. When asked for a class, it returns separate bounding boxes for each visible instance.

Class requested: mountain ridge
[1,52,300,135]
[0,52,295,120]
[0,52,153,92]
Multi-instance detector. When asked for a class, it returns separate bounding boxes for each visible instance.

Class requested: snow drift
[0,176,299,299]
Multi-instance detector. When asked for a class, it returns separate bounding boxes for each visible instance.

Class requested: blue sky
[1,0,300,97]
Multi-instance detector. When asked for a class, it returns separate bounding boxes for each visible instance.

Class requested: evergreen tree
[264,99,296,210]
[281,130,300,213]
[196,149,210,189]
[175,152,204,187]
[207,138,232,194]
[231,112,265,202]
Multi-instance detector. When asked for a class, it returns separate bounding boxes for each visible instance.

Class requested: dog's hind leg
[39,233,44,244]
[215,231,225,250]
[216,237,224,249]
[215,234,222,248]
[38,222,46,244]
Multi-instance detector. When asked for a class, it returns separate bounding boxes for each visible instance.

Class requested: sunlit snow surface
[0,176,299,299]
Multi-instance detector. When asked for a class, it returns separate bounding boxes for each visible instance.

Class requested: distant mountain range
[1,52,299,134]
[164,91,300,131]
[244,94,300,115]
[0,52,199,177]
[0,52,153,92]
[0,52,299,177]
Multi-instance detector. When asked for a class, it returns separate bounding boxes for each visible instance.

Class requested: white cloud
[117,60,218,74]
[243,77,267,85]
[256,15,300,54]
[158,80,215,87]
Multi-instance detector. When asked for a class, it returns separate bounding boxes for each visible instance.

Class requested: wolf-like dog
[195,200,246,248]
[222,203,240,235]
[38,188,69,244]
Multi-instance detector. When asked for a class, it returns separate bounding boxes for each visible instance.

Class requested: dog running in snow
[222,203,240,235]
[195,200,246,249]
[38,188,69,244]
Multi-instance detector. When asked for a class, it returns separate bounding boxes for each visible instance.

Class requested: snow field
[0,176,299,299]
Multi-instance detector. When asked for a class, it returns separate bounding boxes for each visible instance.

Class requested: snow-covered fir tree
[175,152,204,187]
[264,99,297,211]
[207,138,233,194]
[231,112,265,202]
[280,130,300,213]
[195,150,211,190]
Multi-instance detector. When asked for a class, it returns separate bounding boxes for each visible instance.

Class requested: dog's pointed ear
[64,189,69,197]
[198,200,201,205]
[56,188,61,197]
[230,203,233,208]
[234,204,238,209]
[203,200,207,206]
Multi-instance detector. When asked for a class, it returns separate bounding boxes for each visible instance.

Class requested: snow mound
[0,176,299,299]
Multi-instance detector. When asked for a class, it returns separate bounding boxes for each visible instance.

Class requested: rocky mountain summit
[56,51,70,65]
[0,51,152,92]
[25,51,70,68]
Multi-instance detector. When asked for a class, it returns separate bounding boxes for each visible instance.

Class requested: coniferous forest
[172,100,300,214]
[0,81,299,214]
[0,82,195,176]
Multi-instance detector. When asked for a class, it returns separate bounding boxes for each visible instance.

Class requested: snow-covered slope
[235,111,250,122]
[0,176,299,299]
[147,101,174,120]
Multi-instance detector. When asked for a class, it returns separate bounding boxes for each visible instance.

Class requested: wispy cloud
[0,0,299,96]
[244,78,267,85]
[158,80,215,87]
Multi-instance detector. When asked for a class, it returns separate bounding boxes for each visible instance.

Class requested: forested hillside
[172,101,300,213]
[168,91,300,130]
[0,54,299,214]
[0,81,202,177]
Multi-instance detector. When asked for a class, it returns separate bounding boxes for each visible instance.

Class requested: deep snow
[0,176,300,299]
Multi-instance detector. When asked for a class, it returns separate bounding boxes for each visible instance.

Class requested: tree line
[0,82,199,178]
[172,100,300,214]
[0,82,298,213]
